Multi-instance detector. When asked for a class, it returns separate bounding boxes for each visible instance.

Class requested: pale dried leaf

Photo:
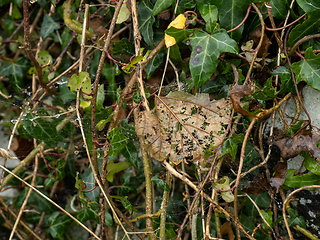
[136,91,232,164]
[0,147,15,159]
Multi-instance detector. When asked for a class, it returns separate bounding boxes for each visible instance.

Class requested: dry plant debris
[136,91,232,164]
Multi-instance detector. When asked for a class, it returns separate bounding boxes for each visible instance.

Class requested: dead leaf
[212,176,234,202]
[229,82,256,118]
[267,128,320,161]
[242,173,271,195]
[248,26,272,59]
[270,161,287,193]
[0,147,14,159]
[136,91,232,164]
[220,221,235,240]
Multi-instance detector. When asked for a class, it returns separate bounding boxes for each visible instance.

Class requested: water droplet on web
[11,119,18,124]
[55,114,60,118]
[83,144,87,148]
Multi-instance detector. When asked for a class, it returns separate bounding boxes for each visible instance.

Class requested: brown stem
[22,0,56,96]
[288,33,320,56]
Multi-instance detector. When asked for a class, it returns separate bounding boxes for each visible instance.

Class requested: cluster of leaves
[1,0,320,239]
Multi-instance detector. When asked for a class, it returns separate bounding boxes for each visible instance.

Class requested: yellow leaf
[165,14,186,48]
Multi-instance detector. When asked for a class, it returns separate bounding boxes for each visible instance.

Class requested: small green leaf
[189,29,238,91]
[285,120,304,136]
[301,151,320,175]
[47,212,73,240]
[284,169,320,188]
[105,211,113,226]
[201,75,227,93]
[151,175,170,191]
[77,201,100,223]
[152,0,175,16]
[288,209,306,228]
[0,57,29,94]
[270,0,288,19]
[221,138,237,161]
[146,48,166,79]
[197,3,218,33]
[212,177,234,202]
[41,14,60,39]
[23,112,60,145]
[133,88,150,103]
[165,27,194,44]
[291,47,320,90]
[112,38,135,56]
[261,210,273,230]
[272,66,295,94]
[107,128,128,157]
[138,0,155,46]
[252,77,277,101]
[122,141,138,168]
[122,55,144,73]
[106,160,131,182]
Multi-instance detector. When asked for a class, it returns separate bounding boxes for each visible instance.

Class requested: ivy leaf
[151,175,170,191]
[22,112,60,145]
[165,27,194,45]
[261,210,273,230]
[0,57,29,94]
[107,128,128,157]
[252,77,277,100]
[287,16,320,46]
[41,14,60,39]
[272,66,295,94]
[211,0,252,41]
[301,151,320,176]
[138,0,155,46]
[106,160,131,182]
[47,212,73,240]
[291,47,320,90]
[284,169,320,188]
[146,48,165,79]
[197,3,218,33]
[288,209,306,228]
[285,120,304,136]
[212,177,234,202]
[121,141,138,168]
[189,29,238,91]
[270,0,288,19]
[77,201,99,223]
[152,0,174,16]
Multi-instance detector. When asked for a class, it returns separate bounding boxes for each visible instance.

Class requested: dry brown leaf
[267,128,320,161]
[220,221,235,240]
[136,91,232,164]
[0,147,15,159]
[229,82,256,118]
[270,161,287,193]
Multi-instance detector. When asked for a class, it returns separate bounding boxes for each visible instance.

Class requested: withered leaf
[220,221,235,240]
[267,128,320,161]
[270,161,287,193]
[229,82,256,118]
[136,91,232,164]
[242,173,271,195]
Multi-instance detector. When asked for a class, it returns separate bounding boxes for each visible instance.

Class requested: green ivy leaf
[41,14,60,39]
[77,201,100,223]
[211,0,252,41]
[284,169,320,188]
[47,212,73,240]
[221,137,237,161]
[212,177,234,202]
[165,27,194,44]
[301,151,320,175]
[146,48,166,79]
[189,29,238,91]
[252,77,277,100]
[261,210,273,230]
[151,175,170,191]
[107,128,128,157]
[197,3,218,33]
[288,209,306,228]
[105,211,113,226]
[106,160,131,182]
[30,189,54,213]
[285,120,304,136]
[23,112,60,145]
[138,0,155,46]
[201,75,227,93]
[152,0,174,16]
[270,0,288,19]
[0,57,29,94]
[272,66,295,94]
[121,141,138,168]
[291,47,320,90]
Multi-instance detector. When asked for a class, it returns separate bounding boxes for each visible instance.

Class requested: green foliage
[1,0,320,239]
